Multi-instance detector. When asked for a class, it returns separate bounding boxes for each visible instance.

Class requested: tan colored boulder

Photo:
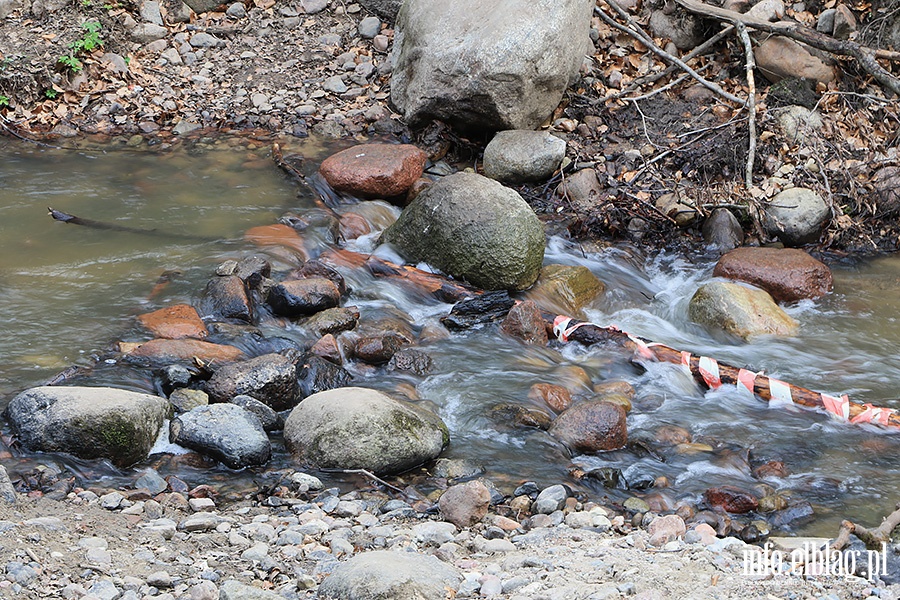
[137,304,207,339]
[439,480,491,527]
[319,143,427,198]
[755,36,836,84]
[526,264,604,318]
[713,247,833,303]
[689,281,799,340]
[124,338,245,364]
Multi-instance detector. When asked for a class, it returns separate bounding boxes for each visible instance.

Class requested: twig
[832,503,900,551]
[596,0,747,106]
[626,68,703,102]
[673,0,900,96]
[736,22,757,188]
[317,468,406,494]
[599,25,734,102]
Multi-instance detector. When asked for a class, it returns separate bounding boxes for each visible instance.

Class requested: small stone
[323,75,349,94]
[500,300,548,345]
[373,34,389,52]
[528,383,572,413]
[647,514,686,546]
[533,485,568,515]
[439,480,491,527]
[358,15,380,38]
[226,2,246,17]
[147,571,173,588]
[189,497,216,512]
[190,32,225,48]
[483,130,566,184]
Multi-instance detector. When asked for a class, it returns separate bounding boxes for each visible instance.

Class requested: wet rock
[391,0,592,130]
[654,424,692,446]
[713,247,833,303]
[774,105,823,144]
[267,278,341,317]
[583,466,621,489]
[758,494,789,512]
[387,348,433,376]
[689,281,799,340]
[234,256,272,289]
[339,212,372,239]
[297,355,353,397]
[310,333,343,363]
[770,500,815,529]
[555,167,602,212]
[533,484,569,514]
[319,143,427,198]
[763,187,830,246]
[124,338,245,365]
[483,130,566,184]
[198,275,253,323]
[383,173,545,291]
[137,304,208,339]
[318,550,461,599]
[439,480,491,527]
[648,514,686,546]
[500,300,549,345]
[593,380,635,399]
[168,388,209,413]
[704,485,759,513]
[5,386,168,467]
[702,208,744,252]
[288,260,347,296]
[755,36,836,84]
[206,352,299,410]
[354,334,405,364]
[528,383,572,413]
[170,403,271,469]
[753,460,790,479]
[432,458,485,481]
[304,306,359,336]
[873,166,900,216]
[526,264,604,318]
[283,387,449,475]
[230,395,283,431]
[244,224,308,260]
[490,404,553,430]
[598,393,631,413]
[548,400,628,453]
[441,291,516,330]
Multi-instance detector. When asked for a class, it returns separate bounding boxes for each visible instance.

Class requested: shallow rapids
[1,137,899,539]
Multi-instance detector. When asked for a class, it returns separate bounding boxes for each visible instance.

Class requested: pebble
[358,16,380,38]
[322,75,349,93]
[533,485,568,515]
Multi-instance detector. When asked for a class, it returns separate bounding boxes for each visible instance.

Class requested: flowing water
[2,136,900,539]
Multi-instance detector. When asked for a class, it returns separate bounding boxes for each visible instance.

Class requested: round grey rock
[170,403,271,469]
[226,2,246,17]
[533,484,568,514]
[702,207,744,252]
[283,387,449,475]
[318,550,461,599]
[5,386,168,468]
[763,187,830,246]
[358,16,381,38]
[483,130,566,183]
[381,172,545,291]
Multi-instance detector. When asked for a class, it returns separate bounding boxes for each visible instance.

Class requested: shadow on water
[4,137,900,539]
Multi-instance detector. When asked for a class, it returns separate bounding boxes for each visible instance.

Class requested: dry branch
[832,503,900,550]
[736,22,757,188]
[673,0,900,96]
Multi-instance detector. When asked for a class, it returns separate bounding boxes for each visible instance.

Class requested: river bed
[1,136,899,540]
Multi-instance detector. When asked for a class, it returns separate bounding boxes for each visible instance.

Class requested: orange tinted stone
[244,224,308,259]
[137,304,208,339]
[125,338,244,364]
[319,143,427,198]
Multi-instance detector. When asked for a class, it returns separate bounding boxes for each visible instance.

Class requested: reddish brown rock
[137,304,207,339]
[310,334,343,364]
[753,460,790,479]
[319,143,427,198]
[124,339,245,364]
[655,424,692,446]
[339,212,371,240]
[500,300,549,345]
[713,247,833,303]
[406,177,432,203]
[593,380,635,399]
[354,334,405,364]
[267,278,341,317]
[548,400,627,453]
[198,276,253,323]
[755,36,835,84]
[439,480,491,527]
[704,485,759,514]
[528,383,572,413]
[244,224,308,259]
[287,260,347,296]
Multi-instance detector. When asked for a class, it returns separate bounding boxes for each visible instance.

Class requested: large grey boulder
[381,172,545,290]
[170,404,271,469]
[483,130,567,184]
[283,387,449,475]
[763,187,830,246]
[390,0,593,131]
[4,386,168,467]
[358,0,401,20]
[318,551,461,599]
[689,281,799,340]
[205,352,299,410]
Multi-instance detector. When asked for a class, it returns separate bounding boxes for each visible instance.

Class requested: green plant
[58,21,103,73]
[0,95,9,108]
[44,88,58,99]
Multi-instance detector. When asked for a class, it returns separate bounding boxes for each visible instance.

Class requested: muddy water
[1,137,899,539]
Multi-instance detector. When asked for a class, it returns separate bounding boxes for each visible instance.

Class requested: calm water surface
[2,136,900,539]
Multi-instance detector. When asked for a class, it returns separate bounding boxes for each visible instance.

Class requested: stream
[2,135,900,540]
